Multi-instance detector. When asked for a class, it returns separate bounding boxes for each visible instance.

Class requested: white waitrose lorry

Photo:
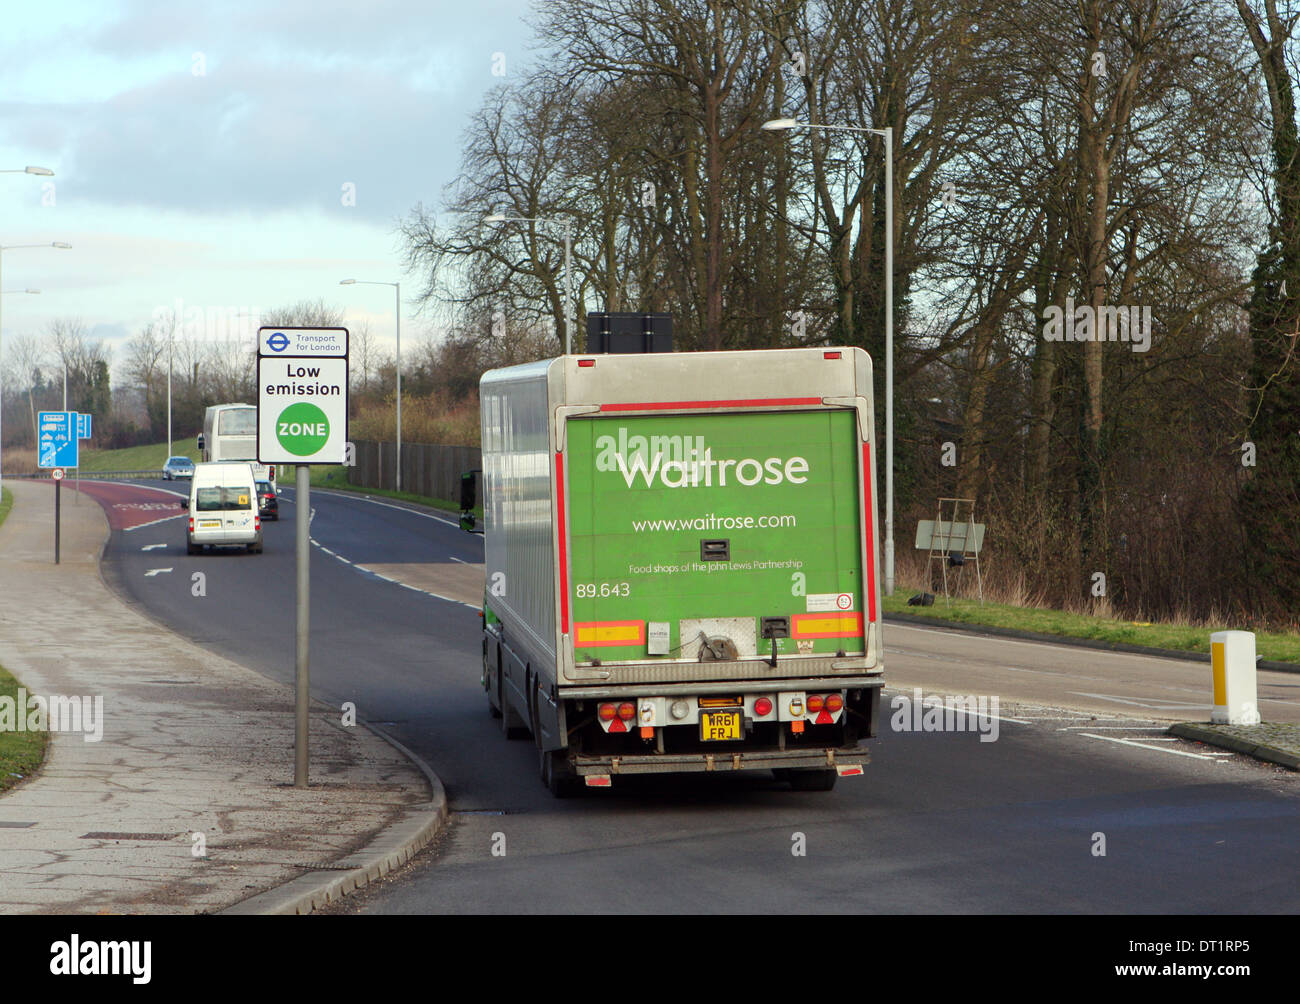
[465,347,884,795]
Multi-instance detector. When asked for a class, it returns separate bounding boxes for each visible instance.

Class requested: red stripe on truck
[556,450,570,634]
[862,442,877,624]
[599,397,821,412]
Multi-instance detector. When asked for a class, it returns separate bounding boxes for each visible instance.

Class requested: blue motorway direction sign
[38,411,79,468]
[77,413,92,439]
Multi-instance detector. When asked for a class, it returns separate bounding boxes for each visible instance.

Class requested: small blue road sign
[77,412,92,439]
[38,411,78,468]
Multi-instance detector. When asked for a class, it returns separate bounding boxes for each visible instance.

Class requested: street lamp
[483,213,575,354]
[339,278,403,491]
[0,167,54,176]
[762,117,896,597]
[0,241,70,491]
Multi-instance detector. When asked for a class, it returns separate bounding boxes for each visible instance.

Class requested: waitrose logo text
[595,427,809,488]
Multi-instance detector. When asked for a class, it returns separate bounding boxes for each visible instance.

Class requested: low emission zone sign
[256,326,348,465]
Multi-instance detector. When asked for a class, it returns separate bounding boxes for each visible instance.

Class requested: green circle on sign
[276,402,330,456]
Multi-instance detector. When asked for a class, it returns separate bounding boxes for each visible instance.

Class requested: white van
[185,462,263,554]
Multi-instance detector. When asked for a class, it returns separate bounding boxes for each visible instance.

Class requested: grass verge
[0,485,48,793]
[882,591,1300,665]
[75,437,200,473]
[0,663,48,794]
[306,465,480,516]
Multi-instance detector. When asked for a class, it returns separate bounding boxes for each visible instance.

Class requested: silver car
[162,456,195,480]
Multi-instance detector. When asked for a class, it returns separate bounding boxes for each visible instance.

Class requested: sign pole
[255,327,348,788]
[295,463,310,787]
[54,474,61,564]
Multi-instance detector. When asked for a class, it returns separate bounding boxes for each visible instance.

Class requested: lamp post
[762,118,895,596]
[483,213,575,354]
[340,279,402,491]
[0,238,70,490]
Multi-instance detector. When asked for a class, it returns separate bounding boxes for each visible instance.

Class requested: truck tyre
[187,540,199,555]
[540,748,581,798]
[786,769,837,792]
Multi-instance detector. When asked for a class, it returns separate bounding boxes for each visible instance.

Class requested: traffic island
[0,480,446,914]
[1167,722,1300,771]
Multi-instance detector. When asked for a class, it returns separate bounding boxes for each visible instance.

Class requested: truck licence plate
[700,710,742,741]
[200,520,220,528]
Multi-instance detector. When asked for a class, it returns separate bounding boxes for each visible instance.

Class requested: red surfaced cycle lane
[50,479,189,531]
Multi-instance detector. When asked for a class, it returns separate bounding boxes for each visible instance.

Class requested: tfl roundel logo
[266,331,290,352]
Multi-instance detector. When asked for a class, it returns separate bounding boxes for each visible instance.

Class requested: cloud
[0,0,538,221]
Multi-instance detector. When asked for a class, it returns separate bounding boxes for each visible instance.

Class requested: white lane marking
[881,691,1033,726]
[303,488,460,528]
[144,568,173,577]
[1069,691,1208,711]
[1077,731,1225,761]
[124,513,186,531]
[282,489,479,608]
[80,479,189,499]
[141,543,167,551]
[450,556,471,564]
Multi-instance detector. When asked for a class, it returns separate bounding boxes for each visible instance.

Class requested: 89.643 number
[575,582,630,598]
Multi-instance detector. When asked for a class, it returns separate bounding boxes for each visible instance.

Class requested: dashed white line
[124,513,186,531]
[143,568,173,577]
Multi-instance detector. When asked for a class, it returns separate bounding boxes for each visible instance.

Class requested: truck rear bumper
[559,675,883,699]
[570,746,870,776]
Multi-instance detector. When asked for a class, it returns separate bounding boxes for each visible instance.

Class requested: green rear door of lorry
[565,409,868,665]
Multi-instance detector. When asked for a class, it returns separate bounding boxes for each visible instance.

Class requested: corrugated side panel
[481,361,556,662]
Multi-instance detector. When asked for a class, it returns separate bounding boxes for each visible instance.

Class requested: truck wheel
[540,748,581,798]
[786,769,837,792]
[187,541,199,555]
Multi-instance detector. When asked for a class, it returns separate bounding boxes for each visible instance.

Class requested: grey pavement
[0,480,438,914]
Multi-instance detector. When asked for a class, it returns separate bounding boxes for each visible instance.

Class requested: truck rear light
[617,702,636,721]
[670,700,689,720]
[824,351,842,359]
[188,517,194,533]
[753,697,773,717]
[578,359,596,367]
[598,703,616,722]
[806,694,825,713]
[825,693,844,712]
[254,516,261,531]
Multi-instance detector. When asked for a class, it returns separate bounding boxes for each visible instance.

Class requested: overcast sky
[0,0,539,374]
